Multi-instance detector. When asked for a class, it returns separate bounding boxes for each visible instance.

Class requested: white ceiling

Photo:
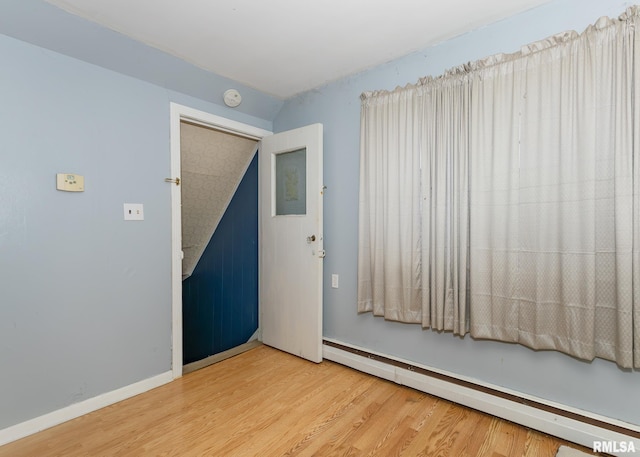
[44,0,551,99]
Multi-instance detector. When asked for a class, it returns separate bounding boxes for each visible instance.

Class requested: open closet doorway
[180,121,260,373]
[169,104,271,377]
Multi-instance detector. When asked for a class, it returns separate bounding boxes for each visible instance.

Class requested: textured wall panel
[182,154,259,363]
[180,121,257,277]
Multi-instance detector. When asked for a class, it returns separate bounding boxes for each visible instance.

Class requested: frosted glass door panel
[275,148,306,215]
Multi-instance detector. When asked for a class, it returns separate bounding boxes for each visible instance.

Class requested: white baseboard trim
[0,370,173,447]
[322,339,640,456]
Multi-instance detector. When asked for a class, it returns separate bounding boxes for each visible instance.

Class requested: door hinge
[165,177,180,186]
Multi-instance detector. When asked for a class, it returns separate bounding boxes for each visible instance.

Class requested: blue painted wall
[182,154,259,364]
[274,0,640,425]
[0,32,272,430]
[0,0,284,123]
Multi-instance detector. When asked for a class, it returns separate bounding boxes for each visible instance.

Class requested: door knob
[306,235,316,243]
[164,177,180,186]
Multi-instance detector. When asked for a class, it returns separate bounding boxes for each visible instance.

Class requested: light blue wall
[0,0,284,123]
[0,33,272,429]
[274,0,640,425]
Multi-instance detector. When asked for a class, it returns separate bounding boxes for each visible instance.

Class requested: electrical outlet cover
[123,203,144,221]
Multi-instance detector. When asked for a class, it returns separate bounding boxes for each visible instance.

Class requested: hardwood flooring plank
[287,378,383,456]
[0,346,591,457]
[491,418,530,457]
[275,375,379,456]
[452,411,495,457]
[397,400,456,456]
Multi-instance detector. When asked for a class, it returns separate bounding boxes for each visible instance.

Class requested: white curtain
[358,7,640,367]
[420,77,470,334]
[358,76,470,333]
[467,55,523,343]
[358,86,425,324]
[470,12,639,368]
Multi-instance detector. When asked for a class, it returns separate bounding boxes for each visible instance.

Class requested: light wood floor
[0,345,597,456]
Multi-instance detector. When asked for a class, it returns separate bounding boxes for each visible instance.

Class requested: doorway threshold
[182,339,263,375]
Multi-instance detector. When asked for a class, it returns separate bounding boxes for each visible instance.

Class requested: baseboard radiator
[322,339,640,455]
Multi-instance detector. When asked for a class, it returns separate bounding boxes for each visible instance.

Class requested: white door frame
[169,102,272,379]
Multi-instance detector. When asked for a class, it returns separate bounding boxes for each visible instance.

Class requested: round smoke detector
[223,89,242,108]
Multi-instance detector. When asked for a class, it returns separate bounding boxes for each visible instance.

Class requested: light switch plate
[123,203,144,221]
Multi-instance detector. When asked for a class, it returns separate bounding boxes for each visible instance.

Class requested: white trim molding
[0,371,173,447]
[323,338,640,457]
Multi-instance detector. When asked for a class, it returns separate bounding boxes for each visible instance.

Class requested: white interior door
[259,123,323,363]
